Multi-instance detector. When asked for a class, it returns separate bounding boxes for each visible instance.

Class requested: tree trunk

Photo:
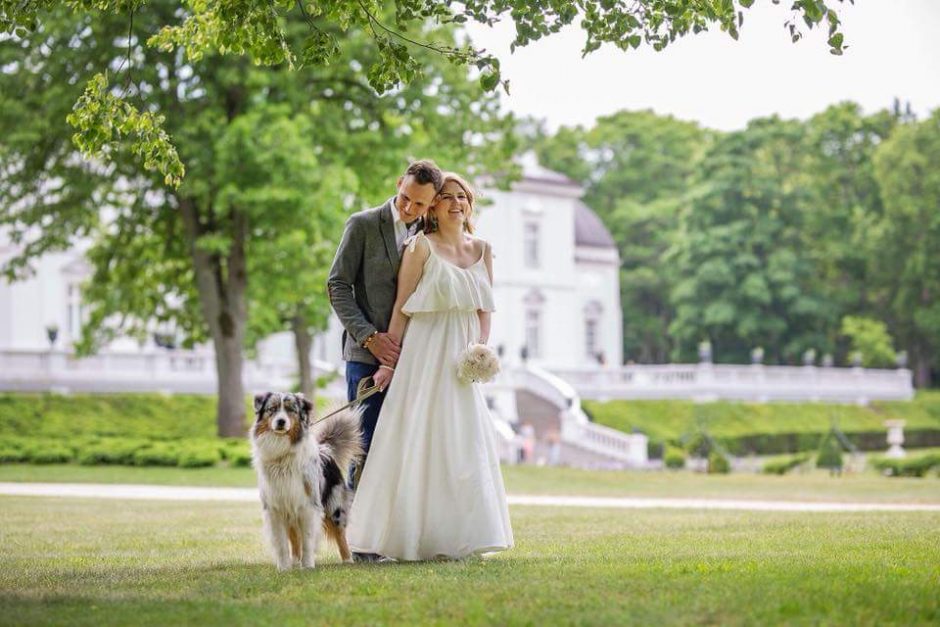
[215,330,247,437]
[179,198,249,437]
[292,315,315,399]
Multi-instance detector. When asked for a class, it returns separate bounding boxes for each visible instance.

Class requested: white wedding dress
[346,233,514,561]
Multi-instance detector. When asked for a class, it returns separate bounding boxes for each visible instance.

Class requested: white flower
[456,343,501,384]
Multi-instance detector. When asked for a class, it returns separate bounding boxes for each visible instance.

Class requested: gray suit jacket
[327,197,414,365]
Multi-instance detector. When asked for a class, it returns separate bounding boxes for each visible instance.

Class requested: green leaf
[480,70,500,92]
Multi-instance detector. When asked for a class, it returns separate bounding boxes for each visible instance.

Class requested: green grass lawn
[2,463,938,504]
[0,496,937,625]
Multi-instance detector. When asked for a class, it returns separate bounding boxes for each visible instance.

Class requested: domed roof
[519,151,581,188]
[574,201,616,249]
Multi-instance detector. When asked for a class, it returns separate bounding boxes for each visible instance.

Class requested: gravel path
[2,482,939,513]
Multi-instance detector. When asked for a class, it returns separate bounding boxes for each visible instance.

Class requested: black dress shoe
[352,552,381,563]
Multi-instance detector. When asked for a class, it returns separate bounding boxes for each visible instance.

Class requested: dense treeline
[534,102,939,386]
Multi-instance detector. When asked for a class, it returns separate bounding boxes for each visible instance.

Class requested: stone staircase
[515,387,631,469]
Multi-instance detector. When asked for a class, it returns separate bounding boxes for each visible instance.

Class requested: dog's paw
[300,560,316,570]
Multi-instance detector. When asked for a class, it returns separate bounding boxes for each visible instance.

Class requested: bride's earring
[430,212,439,231]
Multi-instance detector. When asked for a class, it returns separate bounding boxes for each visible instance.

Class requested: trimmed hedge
[762,453,811,475]
[0,447,26,463]
[222,439,253,467]
[26,443,73,464]
[584,391,940,456]
[76,438,151,466]
[177,443,222,468]
[707,451,730,474]
[133,442,180,467]
[663,446,686,469]
[0,435,251,469]
[870,452,940,477]
[0,393,259,469]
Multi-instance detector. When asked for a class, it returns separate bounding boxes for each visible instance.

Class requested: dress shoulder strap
[404,230,427,254]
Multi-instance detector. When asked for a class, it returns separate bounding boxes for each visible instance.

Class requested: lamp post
[45,324,59,348]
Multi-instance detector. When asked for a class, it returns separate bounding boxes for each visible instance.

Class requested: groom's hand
[373,366,394,392]
[368,333,401,366]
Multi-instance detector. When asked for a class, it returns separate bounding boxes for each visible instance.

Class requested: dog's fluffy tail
[313,405,364,476]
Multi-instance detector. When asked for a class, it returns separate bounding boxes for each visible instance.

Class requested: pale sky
[464,0,940,131]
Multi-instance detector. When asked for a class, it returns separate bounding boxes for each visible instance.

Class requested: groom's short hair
[405,160,444,192]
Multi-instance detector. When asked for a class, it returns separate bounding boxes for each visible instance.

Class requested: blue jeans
[345,361,388,487]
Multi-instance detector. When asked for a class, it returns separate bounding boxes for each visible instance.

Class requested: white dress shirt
[390,203,408,250]
[390,202,419,251]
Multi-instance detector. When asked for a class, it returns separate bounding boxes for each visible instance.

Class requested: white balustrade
[0,348,331,395]
[550,363,913,403]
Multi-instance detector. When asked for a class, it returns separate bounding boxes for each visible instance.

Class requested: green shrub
[684,432,713,457]
[874,452,940,478]
[133,443,180,467]
[76,438,149,466]
[664,446,686,470]
[177,442,222,468]
[25,443,73,464]
[0,447,27,463]
[816,434,843,472]
[230,448,253,468]
[707,451,730,474]
[870,456,897,475]
[223,440,253,467]
[0,436,26,449]
[762,453,811,475]
[219,438,248,459]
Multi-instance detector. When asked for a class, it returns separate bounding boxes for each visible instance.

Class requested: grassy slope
[584,390,940,441]
[3,391,939,446]
[0,393,334,440]
[0,497,937,625]
[1,463,938,503]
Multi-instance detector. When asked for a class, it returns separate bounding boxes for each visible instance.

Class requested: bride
[346,172,514,561]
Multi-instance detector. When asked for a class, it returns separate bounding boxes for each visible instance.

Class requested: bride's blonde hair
[427,172,476,234]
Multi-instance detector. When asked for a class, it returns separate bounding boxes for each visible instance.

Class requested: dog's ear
[254,392,272,415]
[295,393,314,424]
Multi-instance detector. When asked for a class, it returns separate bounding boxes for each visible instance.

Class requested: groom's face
[396,175,437,223]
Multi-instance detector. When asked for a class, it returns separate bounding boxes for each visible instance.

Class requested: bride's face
[432,181,471,230]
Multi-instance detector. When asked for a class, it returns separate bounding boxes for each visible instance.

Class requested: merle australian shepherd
[250,392,363,570]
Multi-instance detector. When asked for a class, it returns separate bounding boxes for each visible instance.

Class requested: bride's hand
[373,365,394,392]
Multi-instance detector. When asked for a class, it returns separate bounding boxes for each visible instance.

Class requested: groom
[327,159,443,492]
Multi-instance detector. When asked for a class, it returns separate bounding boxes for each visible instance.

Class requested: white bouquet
[456,343,501,384]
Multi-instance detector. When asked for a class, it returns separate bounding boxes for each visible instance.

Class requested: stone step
[516,388,630,469]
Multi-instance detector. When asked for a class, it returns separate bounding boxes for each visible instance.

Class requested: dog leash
[309,379,382,427]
